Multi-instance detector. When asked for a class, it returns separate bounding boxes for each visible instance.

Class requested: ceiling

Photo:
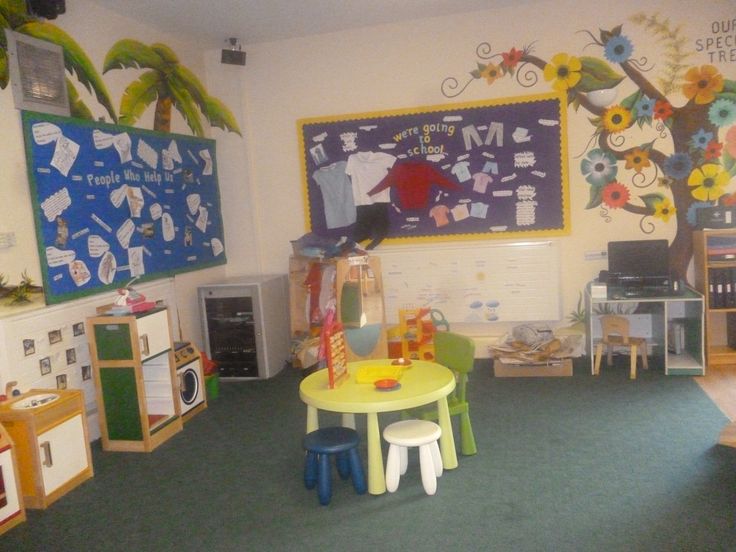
[89,0,513,49]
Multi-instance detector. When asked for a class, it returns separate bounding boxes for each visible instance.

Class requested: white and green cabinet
[86,308,182,452]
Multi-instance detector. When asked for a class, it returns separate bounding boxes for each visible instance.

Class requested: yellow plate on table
[354,365,405,384]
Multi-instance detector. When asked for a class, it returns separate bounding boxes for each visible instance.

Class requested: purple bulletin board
[297,92,570,247]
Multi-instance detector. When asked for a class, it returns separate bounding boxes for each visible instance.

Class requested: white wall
[220,0,733,335]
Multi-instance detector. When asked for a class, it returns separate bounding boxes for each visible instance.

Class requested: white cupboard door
[136,309,170,361]
[38,415,88,495]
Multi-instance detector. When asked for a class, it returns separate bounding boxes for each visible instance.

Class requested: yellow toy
[398,308,437,361]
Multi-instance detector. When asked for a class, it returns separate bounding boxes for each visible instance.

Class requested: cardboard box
[493,358,572,377]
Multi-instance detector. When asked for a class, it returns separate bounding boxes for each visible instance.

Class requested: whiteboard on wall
[375,241,561,324]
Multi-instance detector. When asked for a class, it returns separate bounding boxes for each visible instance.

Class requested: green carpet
[4,358,736,551]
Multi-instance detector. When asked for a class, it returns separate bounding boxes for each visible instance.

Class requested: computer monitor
[607,239,670,291]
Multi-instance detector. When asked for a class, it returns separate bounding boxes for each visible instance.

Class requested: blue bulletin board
[298,93,569,247]
[21,111,227,304]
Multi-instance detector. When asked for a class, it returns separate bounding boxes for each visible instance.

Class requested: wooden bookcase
[693,229,736,366]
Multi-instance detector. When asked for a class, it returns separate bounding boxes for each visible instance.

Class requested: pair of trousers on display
[352,203,389,250]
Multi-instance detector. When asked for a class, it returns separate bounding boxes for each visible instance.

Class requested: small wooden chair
[594,315,649,379]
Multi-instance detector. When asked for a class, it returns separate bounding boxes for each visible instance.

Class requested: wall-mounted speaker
[27,0,65,19]
[221,49,246,66]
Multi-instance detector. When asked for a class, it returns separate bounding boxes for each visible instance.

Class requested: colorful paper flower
[634,95,654,118]
[479,62,504,85]
[652,197,676,222]
[688,164,730,201]
[726,125,736,158]
[601,181,630,208]
[704,140,723,161]
[690,129,714,150]
[682,65,724,105]
[653,99,673,121]
[604,35,633,63]
[663,152,693,180]
[581,149,618,187]
[602,105,632,133]
[708,98,736,127]
[501,47,523,70]
[624,148,651,173]
[543,53,582,92]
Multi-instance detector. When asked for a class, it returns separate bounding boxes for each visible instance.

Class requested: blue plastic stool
[303,426,367,505]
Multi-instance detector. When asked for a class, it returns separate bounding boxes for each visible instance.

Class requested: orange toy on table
[398,308,436,361]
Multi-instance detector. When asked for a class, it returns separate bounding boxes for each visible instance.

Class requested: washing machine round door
[180,368,200,405]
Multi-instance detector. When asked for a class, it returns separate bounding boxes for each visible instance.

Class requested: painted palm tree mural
[0,0,116,121]
[442,13,736,282]
[103,39,241,137]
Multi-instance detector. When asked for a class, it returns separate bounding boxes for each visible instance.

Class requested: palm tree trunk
[154,97,172,133]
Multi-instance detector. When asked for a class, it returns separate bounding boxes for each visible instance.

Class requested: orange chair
[594,315,649,379]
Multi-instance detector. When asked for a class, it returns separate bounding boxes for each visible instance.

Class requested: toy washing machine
[173,342,207,422]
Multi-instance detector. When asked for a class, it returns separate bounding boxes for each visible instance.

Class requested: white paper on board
[92,129,115,149]
[116,218,135,249]
[45,246,76,267]
[199,149,213,175]
[161,212,175,242]
[162,140,182,170]
[51,135,80,177]
[98,251,117,284]
[195,206,208,232]
[32,122,62,145]
[211,238,224,256]
[110,185,128,208]
[114,133,132,163]
[40,187,72,222]
[149,203,163,220]
[69,260,91,287]
[186,194,201,215]
[126,187,144,218]
[136,138,158,169]
[87,234,110,258]
[128,246,145,277]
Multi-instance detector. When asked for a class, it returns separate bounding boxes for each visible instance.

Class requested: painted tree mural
[103,39,241,137]
[442,13,736,282]
[0,0,116,121]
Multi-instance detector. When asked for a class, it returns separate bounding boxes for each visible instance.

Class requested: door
[38,415,88,495]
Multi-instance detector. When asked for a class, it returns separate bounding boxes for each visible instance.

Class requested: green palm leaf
[66,77,93,120]
[103,39,166,73]
[172,64,207,107]
[119,70,160,126]
[150,42,179,65]
[0,0,30,27]
[169,84,204,137]
[0,49,7,89]
[17,20,117,122]
[204,95,241,136]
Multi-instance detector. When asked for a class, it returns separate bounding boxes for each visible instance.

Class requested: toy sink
[10,392,60,410]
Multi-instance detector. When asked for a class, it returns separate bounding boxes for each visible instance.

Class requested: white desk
[585,283,705,376]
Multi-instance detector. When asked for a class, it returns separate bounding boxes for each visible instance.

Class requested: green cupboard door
[94,322,134,361]
[99,367,143,441]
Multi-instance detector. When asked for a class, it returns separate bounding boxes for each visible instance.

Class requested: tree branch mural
[442,13,736,282]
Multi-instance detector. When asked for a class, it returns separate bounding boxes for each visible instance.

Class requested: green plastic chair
[405,331,477,456]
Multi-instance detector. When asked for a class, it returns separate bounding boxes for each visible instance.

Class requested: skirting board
[493,358,572,377]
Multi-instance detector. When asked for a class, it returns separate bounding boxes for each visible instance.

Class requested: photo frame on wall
[297,92,569,246]
[22,111,227,304]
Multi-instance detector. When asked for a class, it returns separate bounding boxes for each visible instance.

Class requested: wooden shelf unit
[86,307,183,452]
[693,229,736,367]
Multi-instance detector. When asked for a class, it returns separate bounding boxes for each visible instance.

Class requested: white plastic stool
[383,419,443,495]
